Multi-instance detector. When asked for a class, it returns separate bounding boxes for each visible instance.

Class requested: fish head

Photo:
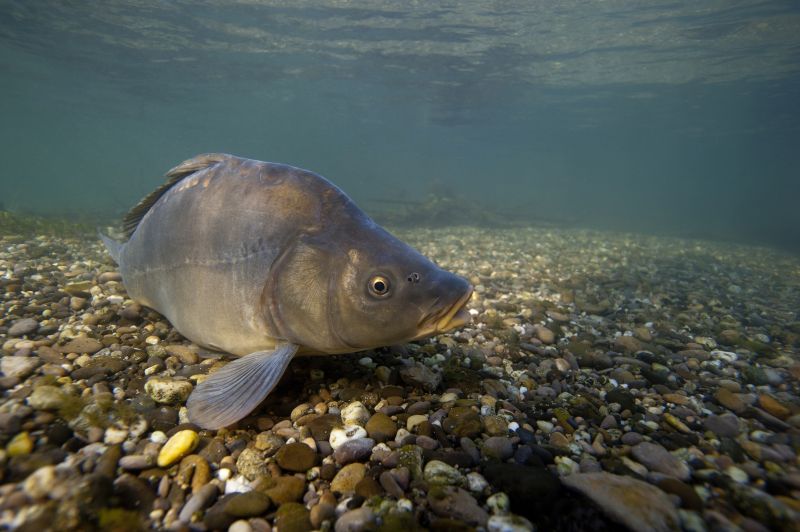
[271,227,473,353]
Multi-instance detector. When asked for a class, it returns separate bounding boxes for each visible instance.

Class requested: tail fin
[98,231,123,264]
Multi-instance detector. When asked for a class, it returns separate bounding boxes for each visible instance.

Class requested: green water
[1,1,798,249]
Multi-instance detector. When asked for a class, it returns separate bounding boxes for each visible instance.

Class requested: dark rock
[365,413,397,442]
[224,490,271,517]
[482,462,561,520]
[276,442,317,472]
[114,473,155,512]
[427,486,488,526]
[334,438,375,465]
[8,318,39,337]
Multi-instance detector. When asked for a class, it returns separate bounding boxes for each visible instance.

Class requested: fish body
[103,154,472,429]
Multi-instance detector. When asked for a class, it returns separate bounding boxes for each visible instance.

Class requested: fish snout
[419,273,473,335]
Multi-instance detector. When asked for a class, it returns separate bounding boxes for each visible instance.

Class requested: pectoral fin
[187,343,299,430]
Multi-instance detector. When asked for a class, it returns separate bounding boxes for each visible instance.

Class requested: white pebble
[150,431,168,444]
[466,472,489,493]
[217,468,232,481]
[225,475,253,494]
[340,401,370,426]
[329,425,368,450]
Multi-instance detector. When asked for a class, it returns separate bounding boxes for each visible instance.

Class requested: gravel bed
[1,225,799,531]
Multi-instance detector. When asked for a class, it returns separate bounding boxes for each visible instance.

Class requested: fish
[101,153,473,429]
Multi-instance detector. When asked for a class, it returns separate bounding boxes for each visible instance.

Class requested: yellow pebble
[7,432,34,457]
[157,429,199,467]
[664,413,691,434]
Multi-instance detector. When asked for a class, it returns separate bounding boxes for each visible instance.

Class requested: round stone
[330,425,368,450]
[8,318,39,337]
[340,401,370,426]
[276,442,317,472]
[26,385,66,410]
[424,460,465,485]
[365,413,397,442]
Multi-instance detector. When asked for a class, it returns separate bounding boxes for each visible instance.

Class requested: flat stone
[562,472,680,532]
[428,486,488,526]
[399,364,441,391]
[164,345,199,365]
[223,491,271,517]
[715,388,745,414]
[704,414,740,438]
[758,394,791,420]
[274,502,311,532]
[8,318,39,337]
[276,442,317,472]
[56,337,103,354]
[1,356,41,379]
[333,438,375,465]
[334,507,376,532]
[631,442,690,481]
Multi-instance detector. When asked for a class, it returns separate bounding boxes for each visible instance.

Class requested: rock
[535,326,555,344]
[56,337,103,354]
[157,429,199,467]
[254,431,285,455]
[8,318,38,337]
[330,462,366,494]
[758,394,791,420]
[144,377,193,405]
[164,345,199,364]
[443,407,481,438]
[27,385,66,410]
[310,502,336,528]
[704,414,740,438]
[333,438,375,465]
[365,413,397,442]
[483,415,509,436]
[276,442,317,472]
[23,465,57,499]
[715,388,745,414]
[428,485,489,526]
[260,475,305,504]
[330,425,368,450]
[631,442,690,481]
[482,437,514,461]
[482,463,561,520]
[237,448,269,480]
[605,388,636,412]
[179,483,218,522]
[229,520,253,532]
[399,364,441,391]
[224,491,272,517]
[487,514,535,532]
[424,459,465,485]
[1,356,41,378]
[6,431,34,456]
[334,507,377,532]
[562,472,680,532]
[275,502,311,532]
[98,271,123,283]
[614,336,643,353]
[341,401,370,426]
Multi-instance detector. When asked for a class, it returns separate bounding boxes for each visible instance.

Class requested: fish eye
[368,275,391,297]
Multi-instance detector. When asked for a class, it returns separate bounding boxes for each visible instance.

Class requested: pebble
[276,441,317,472]
[144,377,193,404]
[6,431,34,456]
[179,483,218,522]
[487,514,535,532]
[365,413,397,442]
[704,414,740,438]
[1,356,41,379]
[56,336,104,354]
[330,462,367,494]
[223,491,271,517]
[399,364,441,391]
[274,502,311,532]
[157,429,199,467]
[333,438,375,465]
[330,425,368,450]
[424,459,466,485]
[631,442,691,481]
[26,385,66,409]
[482,437,514,461]
[341,401,370,426]
[428,485,489,526]
[23,465,57,499]
[228,521,253,532]
[8,318,39,337]
[334,507,377,532]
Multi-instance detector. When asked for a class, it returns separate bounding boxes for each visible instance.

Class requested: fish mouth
[415,285,474,339]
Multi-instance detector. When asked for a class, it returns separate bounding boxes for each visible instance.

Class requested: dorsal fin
[122,153,229,238]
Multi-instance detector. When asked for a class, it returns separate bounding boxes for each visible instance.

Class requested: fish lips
[415,283,474,339]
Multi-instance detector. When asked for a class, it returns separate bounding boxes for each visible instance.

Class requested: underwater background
[1,0,799,250]
[2,2,800,532]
